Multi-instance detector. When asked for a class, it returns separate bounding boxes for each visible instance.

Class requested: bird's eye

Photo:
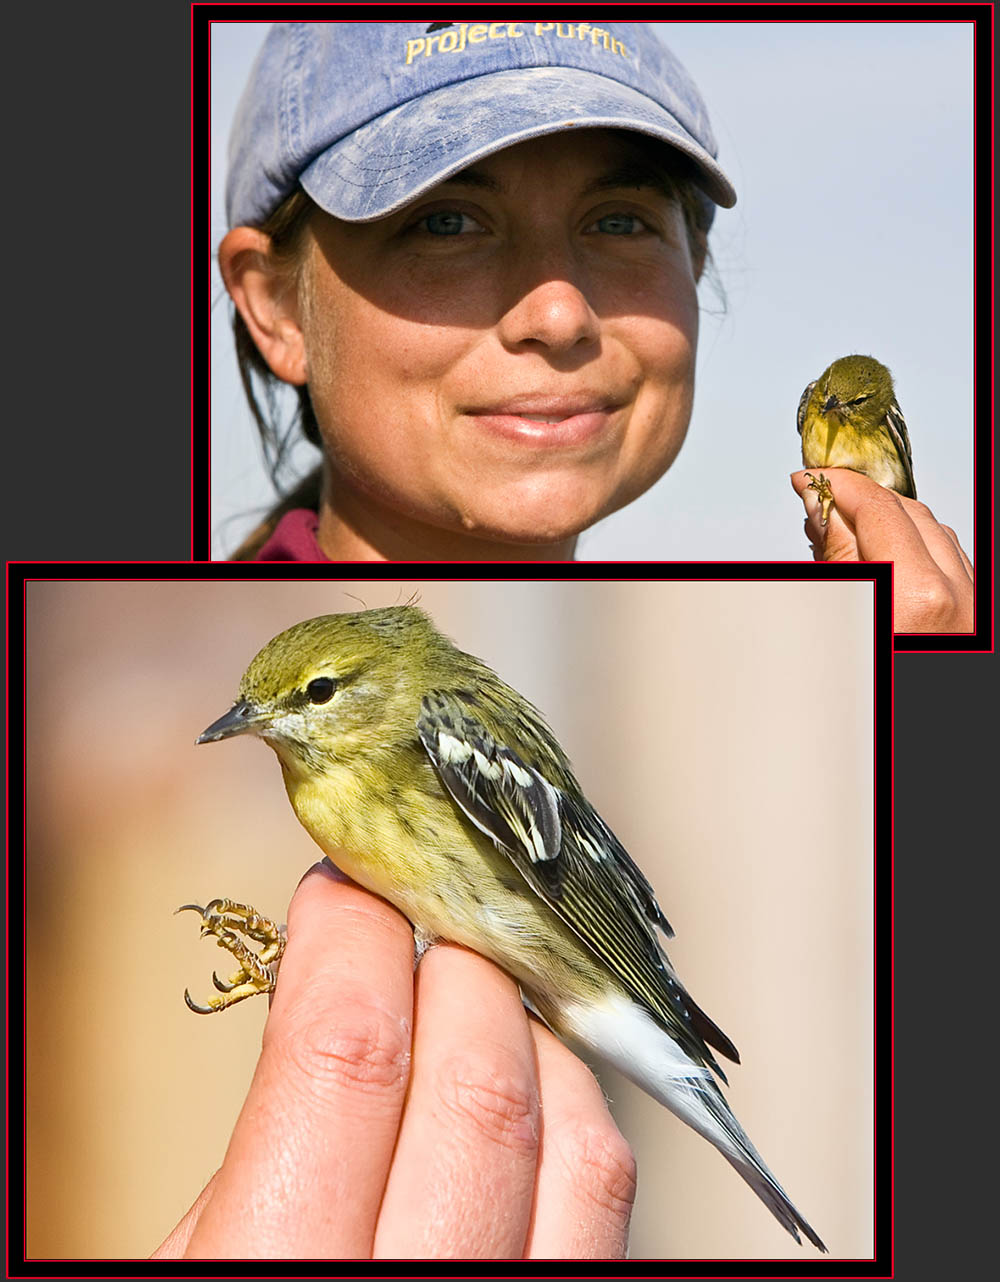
[305,677,337,704]
[848,395,870,406]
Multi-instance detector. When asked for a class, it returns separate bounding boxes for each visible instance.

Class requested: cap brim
[299,66,736,223]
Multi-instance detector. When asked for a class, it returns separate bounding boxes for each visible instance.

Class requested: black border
[891,0,994,653]
[9,560,893,1277]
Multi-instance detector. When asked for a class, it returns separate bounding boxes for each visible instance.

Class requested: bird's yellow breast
[280,758,607,1015]
[801,413,907,491]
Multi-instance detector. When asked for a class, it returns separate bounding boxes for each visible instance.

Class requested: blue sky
[210,20,974,561]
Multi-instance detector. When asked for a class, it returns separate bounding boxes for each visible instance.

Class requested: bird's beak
[197,699,266,744]
[821,394,841,415]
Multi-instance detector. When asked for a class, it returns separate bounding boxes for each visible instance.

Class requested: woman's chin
[445,492,606,548]
[438,466,633,545]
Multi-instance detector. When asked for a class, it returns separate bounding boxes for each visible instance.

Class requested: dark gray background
[6,11,994,1271]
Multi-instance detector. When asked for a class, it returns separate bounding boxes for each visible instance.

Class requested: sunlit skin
[221,130,704,561]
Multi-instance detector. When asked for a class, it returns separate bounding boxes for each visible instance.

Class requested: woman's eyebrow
[581,163,676,198]
[436,167,503,192]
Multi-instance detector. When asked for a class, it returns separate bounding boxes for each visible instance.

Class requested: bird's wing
[796,380,817,436]
[418,690,740,1076]
[885,397,917,498]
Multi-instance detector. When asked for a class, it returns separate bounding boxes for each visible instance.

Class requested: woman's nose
[495,245,601,355]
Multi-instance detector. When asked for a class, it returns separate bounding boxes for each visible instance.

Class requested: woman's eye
[419,210,484,236]
[588,212,646,236]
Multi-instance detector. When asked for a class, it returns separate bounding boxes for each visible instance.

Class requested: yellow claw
[184,987,223,1015]
[178,899,286,1014]
[804,472,835,525]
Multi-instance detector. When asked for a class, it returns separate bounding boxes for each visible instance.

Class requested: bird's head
[816,354,894,427]
[197,606,439,772]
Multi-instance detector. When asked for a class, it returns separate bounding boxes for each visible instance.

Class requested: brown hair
[228,190,323,559]
[225,141,713,560]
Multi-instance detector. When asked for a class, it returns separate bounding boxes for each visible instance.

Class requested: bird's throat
[821,415,841,460]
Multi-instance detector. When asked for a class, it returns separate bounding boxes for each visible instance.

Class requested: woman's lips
[464,404,622,448]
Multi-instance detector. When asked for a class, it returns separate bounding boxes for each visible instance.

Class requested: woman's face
[298,129,703,551]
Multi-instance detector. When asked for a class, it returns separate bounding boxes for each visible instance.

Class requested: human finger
[523,1020,635,1259]
[373,943,540,1259]
[791,469,934,569]
[150,1172,219,1258]
[185,863,416,1259]
[792,469,974,631]
[895,498,974,584]
[945,527,975,579]
[792,471,859,562]
[811,472,975,629]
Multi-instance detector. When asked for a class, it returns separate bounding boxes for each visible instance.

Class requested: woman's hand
[791,469,974,634]
[153,862,636,1260]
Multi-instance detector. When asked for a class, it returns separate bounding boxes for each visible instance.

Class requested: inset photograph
[203,20,985,647]
[20,575,888,1262]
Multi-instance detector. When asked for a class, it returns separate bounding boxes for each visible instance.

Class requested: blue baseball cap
[226,21,737,230]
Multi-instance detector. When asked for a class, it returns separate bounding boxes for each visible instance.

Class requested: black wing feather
[796,380,816,436]
[885,398,917,498]
[418,691,740,1077]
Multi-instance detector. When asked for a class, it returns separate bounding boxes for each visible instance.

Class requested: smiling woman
[217,21,733,562]
[224,131,706,558]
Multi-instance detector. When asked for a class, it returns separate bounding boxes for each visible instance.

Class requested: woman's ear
[218,227,308,386]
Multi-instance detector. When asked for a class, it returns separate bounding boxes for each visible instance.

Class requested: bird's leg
[177,898,286,1013]
[804,472,835,525]
[412,923,437,970]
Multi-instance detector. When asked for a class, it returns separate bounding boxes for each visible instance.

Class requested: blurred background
[26,578,874,1259]
[210,19,974,562]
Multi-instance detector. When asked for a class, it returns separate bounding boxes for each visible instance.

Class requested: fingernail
[319,857,351,882]
[298,858,350,889]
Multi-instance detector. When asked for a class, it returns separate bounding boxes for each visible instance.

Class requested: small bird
[798,353,915,524]
[185,605,826,1252]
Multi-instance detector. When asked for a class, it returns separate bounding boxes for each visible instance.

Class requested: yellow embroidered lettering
[403,21,623,64]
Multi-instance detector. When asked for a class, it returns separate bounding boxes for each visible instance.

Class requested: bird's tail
[686,1078,828,1252]
[559,994,827,1251]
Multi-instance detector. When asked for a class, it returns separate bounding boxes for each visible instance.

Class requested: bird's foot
[412,923,438,970]
[804,472,835,525]
[177,898,286,1013]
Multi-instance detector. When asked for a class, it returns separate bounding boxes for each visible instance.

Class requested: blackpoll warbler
[798,354,916,523]
[186,606,826,1252]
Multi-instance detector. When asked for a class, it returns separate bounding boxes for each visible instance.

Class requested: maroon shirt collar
[254,509,331,562]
